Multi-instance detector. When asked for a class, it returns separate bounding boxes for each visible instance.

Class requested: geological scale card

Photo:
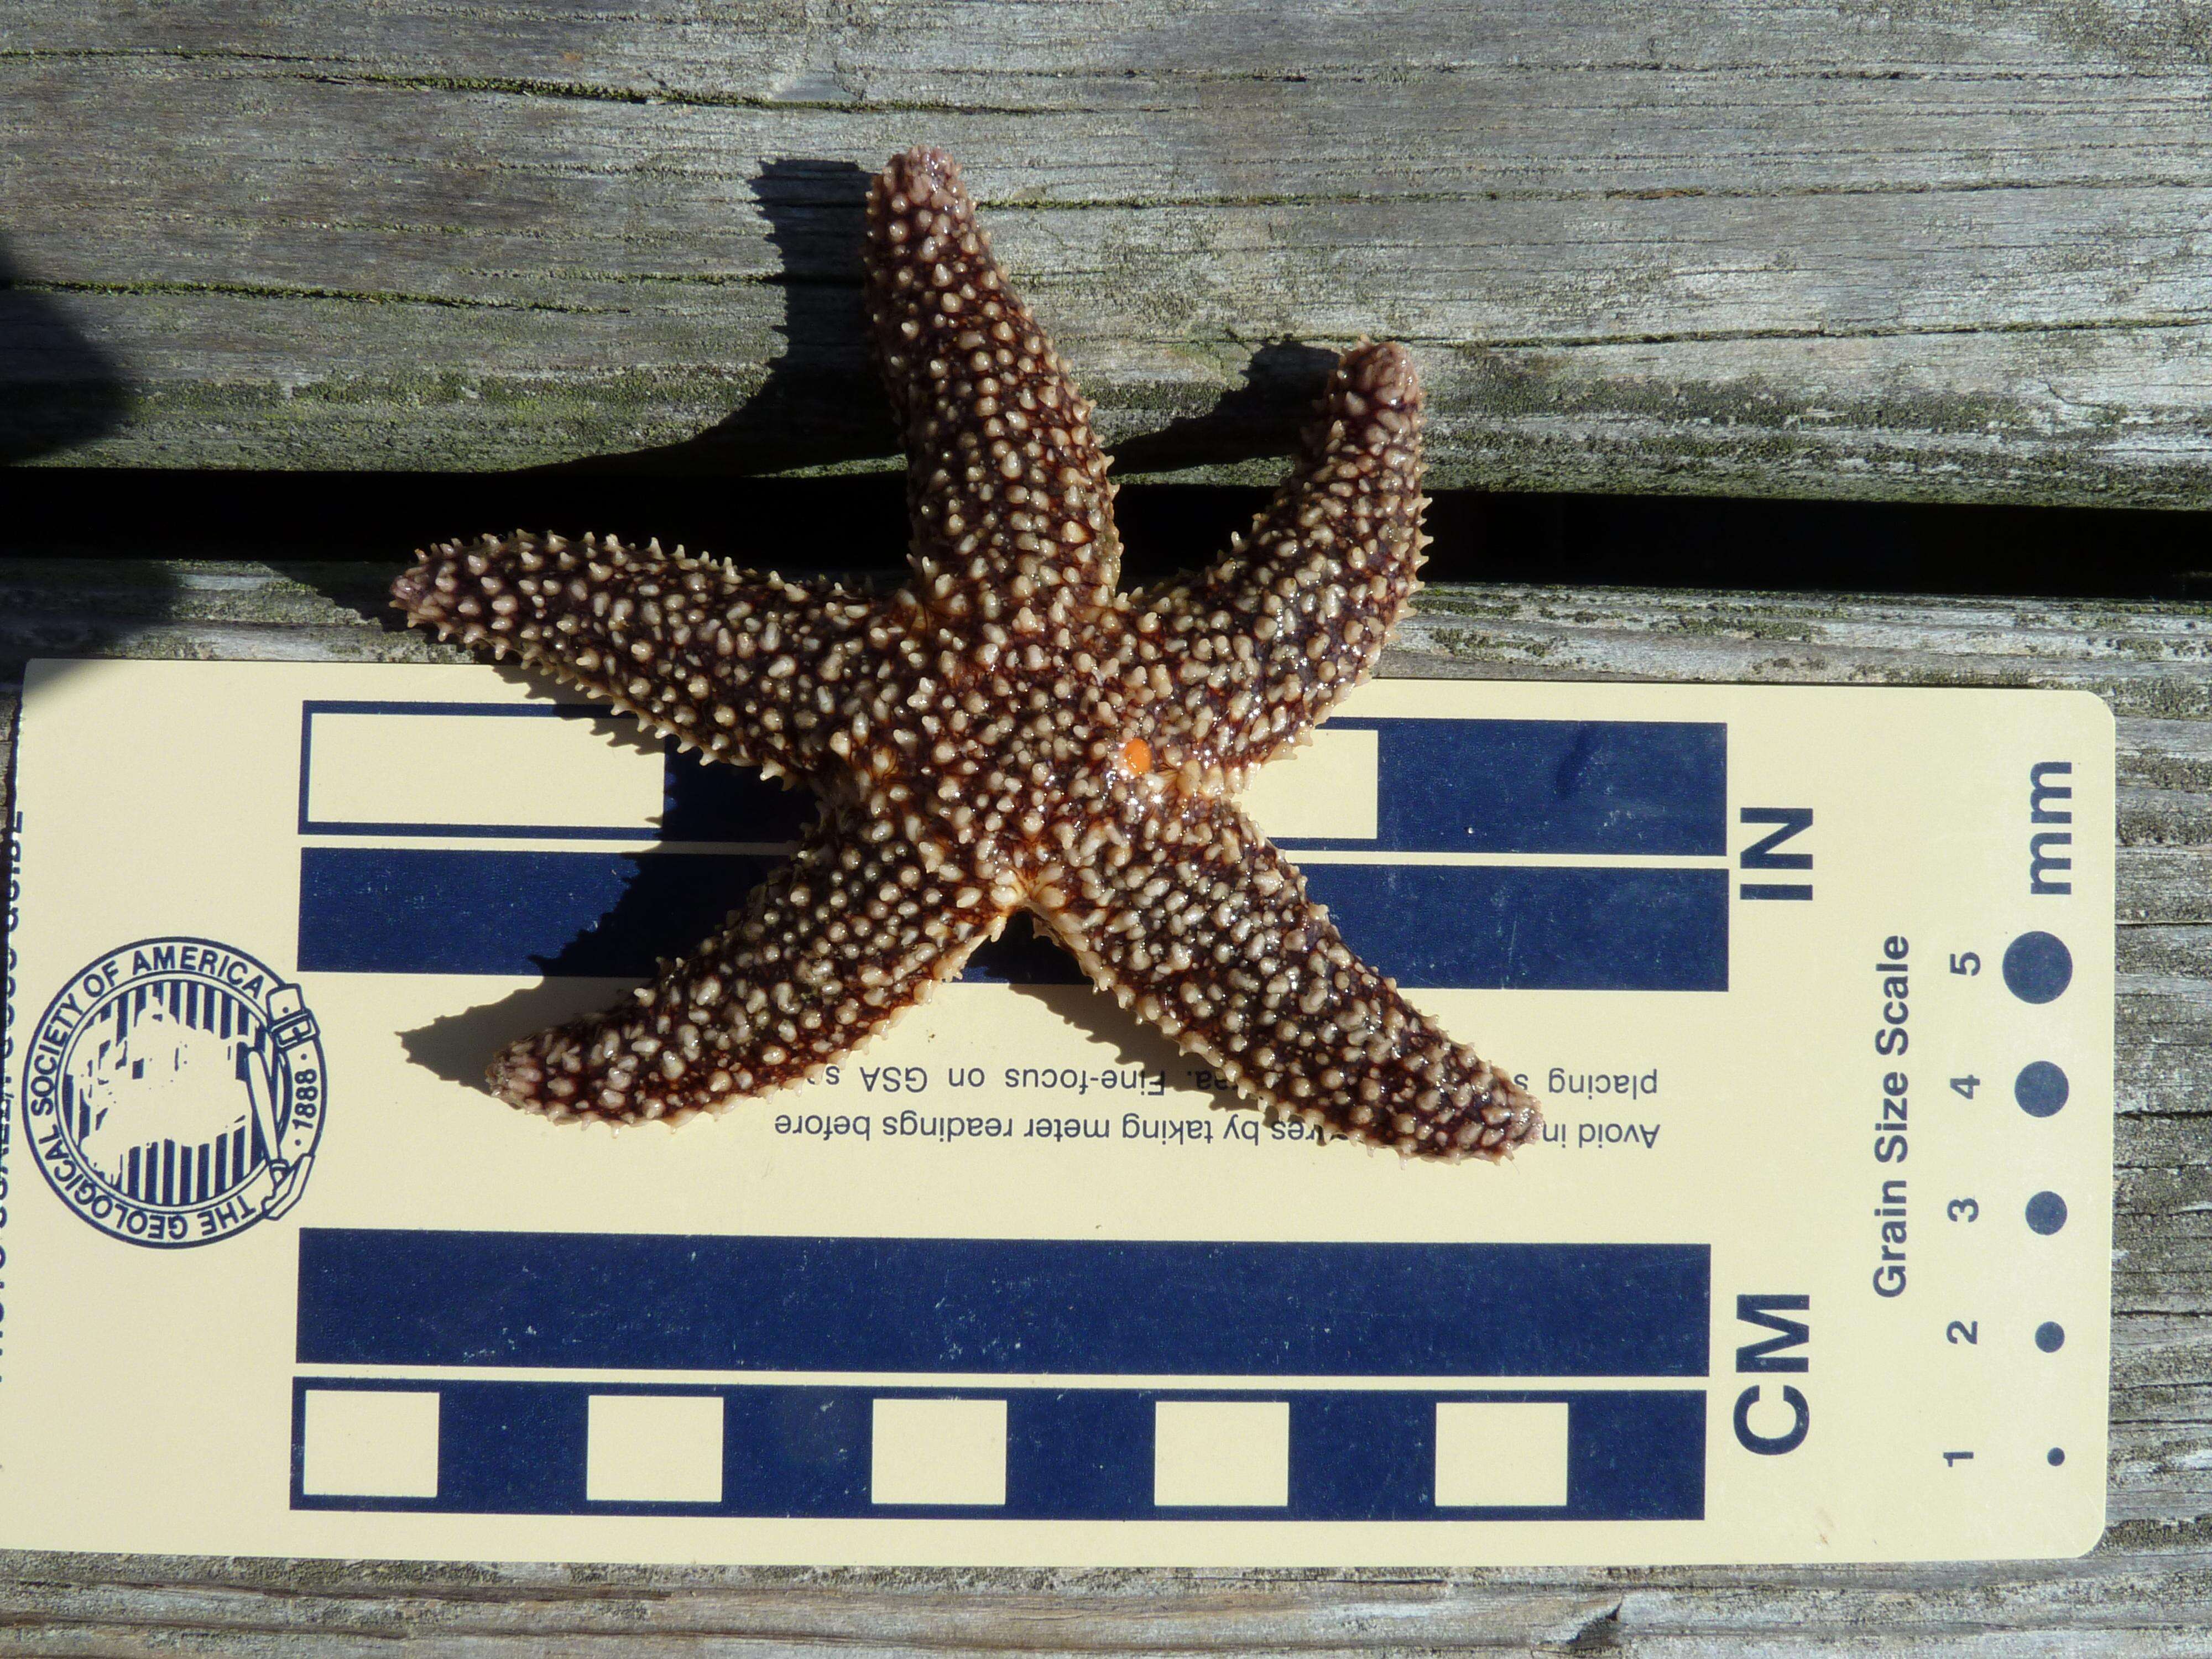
[1,660,2112,1564]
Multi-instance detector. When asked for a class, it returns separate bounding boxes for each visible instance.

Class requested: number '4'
[1951,1075,1981,1099]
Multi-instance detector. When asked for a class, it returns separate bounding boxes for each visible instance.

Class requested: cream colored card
[1,659,2113,1564]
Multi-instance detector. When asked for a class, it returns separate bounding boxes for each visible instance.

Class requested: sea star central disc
[393,146,1543,1164]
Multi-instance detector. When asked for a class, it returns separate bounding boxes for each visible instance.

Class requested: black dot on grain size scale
[2002,932,2072,1004]
[2015,1062,2069,1118]
[2025,1191,2068,1235]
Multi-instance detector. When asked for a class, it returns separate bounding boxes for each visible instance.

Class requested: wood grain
[11,2,2212,500]
[0,560,2207,1652]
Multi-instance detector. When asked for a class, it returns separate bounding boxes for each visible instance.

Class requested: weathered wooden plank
[10,1552,2212,1657]
[11,2,2212,499]
[2117,851,2211,925]
[0,561,2206,1651]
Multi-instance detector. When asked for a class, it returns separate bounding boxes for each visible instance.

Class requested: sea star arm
[392,531,876,781]
[487,805,1014,1124]
[1032,791,1541,1162]
[1126,342,1427,788]
[865,146,1122,625]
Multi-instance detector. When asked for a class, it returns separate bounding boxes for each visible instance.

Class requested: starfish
[392,146,1543,1164]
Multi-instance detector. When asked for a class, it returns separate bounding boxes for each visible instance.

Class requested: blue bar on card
[1334,718,1726,855]
[660,750,812,842]
[296,1230,1708,1378]
[1307,863,1728,992]
[292,1378,1704,1521]
[671,719,1724,854]
[299,705,1722,855]
[297,849,1726,990]
[294,847,776,977]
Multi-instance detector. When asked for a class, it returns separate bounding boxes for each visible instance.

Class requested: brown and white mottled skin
[391,145,1542,1164]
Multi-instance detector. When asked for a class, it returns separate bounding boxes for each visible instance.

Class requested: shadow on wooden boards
[11,467,2211,606]
[0,239,130,466]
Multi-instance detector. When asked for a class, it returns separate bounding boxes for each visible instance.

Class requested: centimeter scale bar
[299,1232,1709,1376]
[291,1378,1706,1522]
[296,1234,1709,1524]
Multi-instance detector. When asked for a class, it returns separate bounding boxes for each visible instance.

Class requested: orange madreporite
[392,146,1543,1164]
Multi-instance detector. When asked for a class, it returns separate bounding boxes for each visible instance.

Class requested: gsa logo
[20,938,325,1247]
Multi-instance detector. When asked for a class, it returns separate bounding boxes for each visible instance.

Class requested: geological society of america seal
[20,937,325,1247]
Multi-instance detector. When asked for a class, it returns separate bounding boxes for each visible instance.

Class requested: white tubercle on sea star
[392,145,1543,1164]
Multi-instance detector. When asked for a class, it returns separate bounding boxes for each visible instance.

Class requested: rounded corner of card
[2060,689,2119,740]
